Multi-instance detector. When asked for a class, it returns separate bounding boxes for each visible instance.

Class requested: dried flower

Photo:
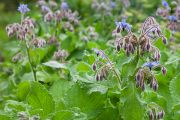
[18,4,30,14]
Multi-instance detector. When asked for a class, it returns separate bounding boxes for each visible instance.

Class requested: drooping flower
[61,2,69,10]
[115,19,132,32]
[142,61,159,70]
[92,48,105,58]
[18,4,30,14]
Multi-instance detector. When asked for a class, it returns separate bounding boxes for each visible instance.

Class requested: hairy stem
[25,42,37,81]
[21,14,37,81]
[101,51,121,85]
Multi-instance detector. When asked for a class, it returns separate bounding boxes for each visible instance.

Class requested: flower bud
[162,67,167,75]
[152,80,158,91]
[116,27,120,33]
[44,12,53,22]
[100,75,103,81]
[128,43,133,52]
[116,44,121,51]
[146,41,151,51]
[141,82,145,91]
[136,72,141,82]
[162,36,167,44]
[92,63,97,71]
[136,80,140,87]
[149,111,154,120]
[96,74,100,81]
[158,110,164,119]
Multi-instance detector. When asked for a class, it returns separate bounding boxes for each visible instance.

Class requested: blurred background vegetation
[0,0,175,62]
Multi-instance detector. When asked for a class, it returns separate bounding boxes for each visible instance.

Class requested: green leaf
[52,110,74,120]
[76,62,91,72]
[95,107,119,120]
[169,73,180,103]
[87,83,108,94]
[42,61,67,69]
[64,83,105,119]
[121,56,138,78]
[26,81,55,119]
[29,48,47,66]
[120,81,145,120]
[0,114,11,120]
[50,79,73,102]
[4,100,29,118]
[16,81,30,101]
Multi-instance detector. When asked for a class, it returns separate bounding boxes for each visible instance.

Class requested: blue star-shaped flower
[18,4,30,14]
[168,15,177,22]
[115,19,132,32]
[61,2,69,10]
[162,0,169,8]
[142,61,159,70]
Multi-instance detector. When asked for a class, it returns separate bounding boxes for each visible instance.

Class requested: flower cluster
[92,0,130,15]
[114,17,166,58]
[156,0,180,41]
[135,61,166,91]
[93,62,110,81]
[92,0,116,15]
[12,53,22,63]
[149,109,165,120]
[31,38,46,48]
[92,49,111,81]
[37,0,79,31]
[54,49,69,61]
[80,26,98,42]
[112,19,138,56]
[6,17,35,40]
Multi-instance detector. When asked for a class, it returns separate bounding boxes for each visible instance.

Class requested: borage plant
[6,4,39,81]
[90,16,167,119]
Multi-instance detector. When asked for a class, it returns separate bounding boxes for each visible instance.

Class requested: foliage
[0,0,180,120]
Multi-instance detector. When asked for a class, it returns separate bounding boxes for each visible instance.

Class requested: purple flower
[162,0,169,8]
[110,1,116,8]
[115,19,132,32]
[41,5,51,13]
[143,61,159,70]
[18,4,30,14]
[61,2,69,10]
[92,48,105,58]
[168,15,177,22]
